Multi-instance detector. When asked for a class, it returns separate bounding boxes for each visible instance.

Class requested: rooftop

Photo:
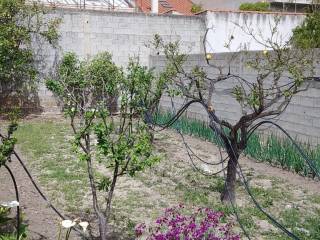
[134,0,194,15]
[31,0,135,11]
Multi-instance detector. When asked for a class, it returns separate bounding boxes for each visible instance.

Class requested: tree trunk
[97,213,108,240]
[84,135,108,239]
[220,142,239,204]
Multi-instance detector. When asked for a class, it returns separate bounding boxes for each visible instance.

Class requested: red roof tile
[135,0,194,15]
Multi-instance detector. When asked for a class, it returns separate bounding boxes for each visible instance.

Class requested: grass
[14,120,89,213]
[154,111,320,178]
[269,208,320,240]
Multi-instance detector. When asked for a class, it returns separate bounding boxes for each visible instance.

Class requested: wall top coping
[196,9,306,16]
[47,6,204,20]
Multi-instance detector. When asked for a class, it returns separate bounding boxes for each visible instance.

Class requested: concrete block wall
[32,8,320,146]
[37,8,206,112]
[150,53,320,146]
[45,9,205,66]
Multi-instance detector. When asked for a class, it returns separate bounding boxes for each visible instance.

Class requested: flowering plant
[0,201,27,239]
[135,205,240,240]
[58,219,89,240]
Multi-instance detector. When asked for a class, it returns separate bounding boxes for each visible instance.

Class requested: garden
[1,116,319,239]
[1,1,320,240]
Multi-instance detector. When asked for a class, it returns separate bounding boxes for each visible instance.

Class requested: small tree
[152,24,315,203]
[46,52,160,239]
[0,0,60,114]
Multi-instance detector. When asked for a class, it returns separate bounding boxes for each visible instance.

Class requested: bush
[239,2,270,11]
[191,3,203,14]
[292,12,320,48]
[135,204,240,240]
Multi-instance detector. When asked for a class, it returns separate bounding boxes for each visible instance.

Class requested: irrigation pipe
[12,151,88,239]
[3,164,20,240]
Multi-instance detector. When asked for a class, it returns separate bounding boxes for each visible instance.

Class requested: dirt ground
[0,153,80,240]
[0,118,319,239]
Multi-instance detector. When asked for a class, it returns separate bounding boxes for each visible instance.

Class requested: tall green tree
[0,2,60,239]
[0,0,60,114]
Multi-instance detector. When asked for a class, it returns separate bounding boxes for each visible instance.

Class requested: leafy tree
[152,25,315,203]
[46,52,160,239]
[0,0,60,114]
[0,2,60,238]
[292,11,320,48]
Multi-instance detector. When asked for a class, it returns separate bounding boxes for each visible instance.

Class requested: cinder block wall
[37,8,206,113]
[33,8,320,146]
[150,53,320,146]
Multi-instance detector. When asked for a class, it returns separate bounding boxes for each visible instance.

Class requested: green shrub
[191,3,203,14]
[239,2,270,11]
[292,12,320,48]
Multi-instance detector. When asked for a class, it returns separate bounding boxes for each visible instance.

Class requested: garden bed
[1,117,319,239]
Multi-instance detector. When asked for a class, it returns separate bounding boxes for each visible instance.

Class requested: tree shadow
[0,88,43,117]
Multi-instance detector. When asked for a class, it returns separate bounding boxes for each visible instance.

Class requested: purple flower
[135,223,146,237]
[135,204,240,240]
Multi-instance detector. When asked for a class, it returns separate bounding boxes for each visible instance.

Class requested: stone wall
[150,53,320,146]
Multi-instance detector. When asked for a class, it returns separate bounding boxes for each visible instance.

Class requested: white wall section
[204,11,305,53]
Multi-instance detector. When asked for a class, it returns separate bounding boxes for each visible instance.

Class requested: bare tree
[151,16,316,203]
